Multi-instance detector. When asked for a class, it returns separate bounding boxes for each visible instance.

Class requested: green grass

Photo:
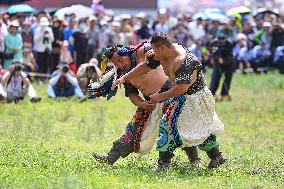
[0,72,284,189]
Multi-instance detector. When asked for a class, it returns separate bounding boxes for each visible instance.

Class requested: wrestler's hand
[149,93,162,104]
[145,49,155,59]
[111,75,126,90]
[140,101,156,111]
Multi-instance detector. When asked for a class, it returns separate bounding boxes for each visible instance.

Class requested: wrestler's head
[110,47,132,71]
[150,32,172,60]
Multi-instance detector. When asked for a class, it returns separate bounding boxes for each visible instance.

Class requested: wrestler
[112,33,227,169]
[92,43,201,168]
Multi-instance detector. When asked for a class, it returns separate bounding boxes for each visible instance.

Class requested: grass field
[0,72,284,189]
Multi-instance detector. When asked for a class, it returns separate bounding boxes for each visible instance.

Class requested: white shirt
[33,26,54,52]
[188,21,205,41]
[3,72,27,94]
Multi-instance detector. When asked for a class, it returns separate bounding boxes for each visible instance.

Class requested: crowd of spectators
[0,5,284,103]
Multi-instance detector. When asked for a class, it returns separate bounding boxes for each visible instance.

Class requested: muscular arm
[128,93,144,107]
[149,70,197,103]
[124,62,152,83]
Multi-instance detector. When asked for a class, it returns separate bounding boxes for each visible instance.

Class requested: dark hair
[150,32,172,47]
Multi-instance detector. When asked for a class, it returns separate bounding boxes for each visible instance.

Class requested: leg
[209,62,222,96]
[47,84,56,98]
[62,87,75,97]
[221,65,233,97]
[155,151,174,171]
[182,146,201,167]
[198,134,227,169]
[28,84,41,103]
[74,85,84,98]
[93,108,151,165]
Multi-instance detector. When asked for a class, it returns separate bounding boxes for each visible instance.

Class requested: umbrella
[54,7,71,17]
[7,4,34,14]
[227,6,251,16]
[255,8,279,17]
[0,0,30,5]
[192,12,208,20]
[202,9,228,23]
[54,4,93,19]
[204,8,226,16]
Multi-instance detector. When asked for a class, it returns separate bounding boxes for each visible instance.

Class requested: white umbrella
[69,4,93,19]
[54,4,93,19]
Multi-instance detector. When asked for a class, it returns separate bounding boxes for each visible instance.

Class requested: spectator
[0,21,7,65]
[238,40,254,73]
[219,22,237,43]
[208,20,220,39]
[51,18,64,72]
[87,16,99,60]
[252,42,272,73]
[0,64,7,101]
[63,18,76,56]
[21,20,33,51]
[209,34,235,101]
[273,45,284,74]
[174,23,189,47]
[76,58,102,90]
[22,44,36,72]
[73,19,88,68]
[260,22,272,50]
[33,17,54,74]
[60,40,77,73]
[4,20,23,69]
[108,21,124,46]
[270,23,284,53]
[1,62,41,103]
[47,62,84,100]
[137,19,152,41]
[188,17,205,42]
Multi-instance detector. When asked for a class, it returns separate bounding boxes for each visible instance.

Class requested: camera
[14,65,23,72]
[62,65,69,73]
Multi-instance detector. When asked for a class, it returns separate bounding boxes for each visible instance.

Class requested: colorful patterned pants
[112,107,151,158]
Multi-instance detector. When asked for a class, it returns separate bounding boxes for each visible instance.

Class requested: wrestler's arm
[128,94,155,111]
[153,70,197,101]
[149,55,198,103]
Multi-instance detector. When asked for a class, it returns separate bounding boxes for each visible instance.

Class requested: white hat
[111,21,121,27]
[39,17,50,27]
[89,16,97,22]
[263,22,272,28]
[236,33,247,41]
[9,20,19,27]
[136,12,146,19]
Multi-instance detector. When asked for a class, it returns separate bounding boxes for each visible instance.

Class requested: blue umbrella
[204,8,229,23]
[8,4,34,14]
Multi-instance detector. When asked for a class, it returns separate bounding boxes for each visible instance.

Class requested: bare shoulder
[174,54,186,72]
[135,46,146,64]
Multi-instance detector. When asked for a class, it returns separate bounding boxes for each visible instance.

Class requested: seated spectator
[252,42,272,73]
[47,62,85,100]
[238,41,254,73]
[22,44,37,72]
[273,45,284,74]
[76,58,102,90]
[60,40,77,73]
[1,62,41,103]
[0,64,7,101]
